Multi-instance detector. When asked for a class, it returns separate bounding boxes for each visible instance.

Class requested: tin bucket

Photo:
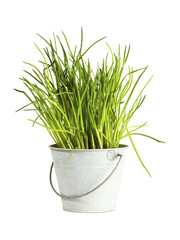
[49,144,128,213]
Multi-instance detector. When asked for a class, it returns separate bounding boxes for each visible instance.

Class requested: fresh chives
[15,28,164,176]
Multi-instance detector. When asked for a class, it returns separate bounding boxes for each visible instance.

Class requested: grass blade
[125,126,152,177]
[129,133,165,143]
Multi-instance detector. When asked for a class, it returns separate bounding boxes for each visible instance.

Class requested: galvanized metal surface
[49,144,128,213]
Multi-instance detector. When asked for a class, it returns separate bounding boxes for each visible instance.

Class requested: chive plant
[15,29,164,176]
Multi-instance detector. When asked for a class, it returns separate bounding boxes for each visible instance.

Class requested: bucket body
[49,144,128,213]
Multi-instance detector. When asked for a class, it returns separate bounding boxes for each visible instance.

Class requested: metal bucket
[49,144,128,213]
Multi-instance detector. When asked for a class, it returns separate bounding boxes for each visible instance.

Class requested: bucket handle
[49,154,122,200]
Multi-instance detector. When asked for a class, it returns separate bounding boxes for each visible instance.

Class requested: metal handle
[49,154,122,200]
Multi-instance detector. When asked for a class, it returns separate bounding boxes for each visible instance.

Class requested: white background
[1,0,180,239]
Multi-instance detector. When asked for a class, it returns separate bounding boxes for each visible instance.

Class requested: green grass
[15,28,164,177]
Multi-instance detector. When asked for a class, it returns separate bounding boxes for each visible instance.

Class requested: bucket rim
[49,144,128,152]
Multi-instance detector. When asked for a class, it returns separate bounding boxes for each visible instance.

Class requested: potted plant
[15,29,164,213]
